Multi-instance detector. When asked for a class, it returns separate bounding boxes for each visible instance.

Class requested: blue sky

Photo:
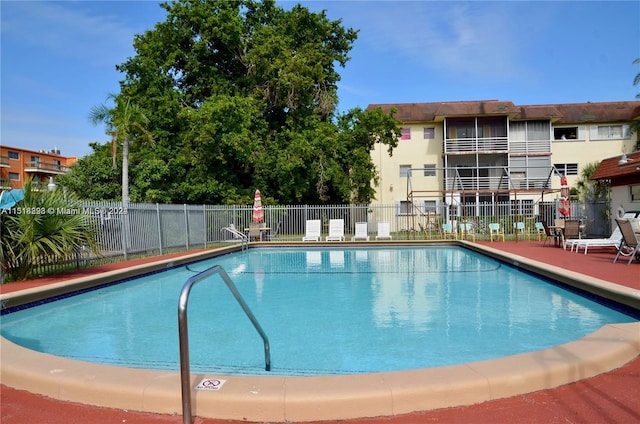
[2,1,639,158]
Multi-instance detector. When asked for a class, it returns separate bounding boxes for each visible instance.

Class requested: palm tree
[89,94,151,205]
[575,161,608,202]
[89,94,151,258]
[0,179,98,281]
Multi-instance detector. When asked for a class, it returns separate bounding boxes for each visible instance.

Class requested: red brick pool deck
[1,241,639,424]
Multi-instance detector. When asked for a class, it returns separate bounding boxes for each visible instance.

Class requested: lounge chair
[488,223,505,242]
[441,223,456,240]
[459,223,475,241]
[326,219,345,241]
[375,222,392,240]
[302,219,321,241]
[613,218,640,265]
[351,222,369,241]
[571,212,636,254]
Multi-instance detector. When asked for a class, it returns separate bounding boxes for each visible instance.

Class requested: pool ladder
[220,226,249,251]
[178,265,271,424]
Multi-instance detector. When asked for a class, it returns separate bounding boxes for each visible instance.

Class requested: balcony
[509,139,551,154]
[24,161,69,174]
[0,178,11,189]
[0,156,9,167]
[444,136,509,154]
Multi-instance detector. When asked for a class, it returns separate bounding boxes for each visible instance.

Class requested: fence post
[156,203,163,255]
[184,204,190,250]
[203,205,207,248]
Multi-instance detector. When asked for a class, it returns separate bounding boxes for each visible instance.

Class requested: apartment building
[0,145,77,190]
[368,100,640,219]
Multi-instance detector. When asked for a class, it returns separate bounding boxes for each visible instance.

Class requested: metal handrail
[178,265,270,424]
[221,226,249,250]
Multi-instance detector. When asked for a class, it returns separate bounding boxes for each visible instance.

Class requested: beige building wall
[372,123,443,206]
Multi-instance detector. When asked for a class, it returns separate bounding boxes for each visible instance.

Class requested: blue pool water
[1,247,637,376]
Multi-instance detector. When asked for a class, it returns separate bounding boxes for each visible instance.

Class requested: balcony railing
[0,156,10,167]
[444,137,551,154]
[24,161,69,174]
[443,175,551,192]
[444,137,509,153]
[510,139,551,154]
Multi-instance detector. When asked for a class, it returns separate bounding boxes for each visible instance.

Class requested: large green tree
[72,0,399,205]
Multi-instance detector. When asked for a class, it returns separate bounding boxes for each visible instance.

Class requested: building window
[8,151,19,160]
[423,200,437,212]
[553,127,578,140]
[591,125,630,140]
[9,172,19,180]
[423,164,436,176]
[423,127,435,139]
[400,164,412,177]
[631,185,640,202]
[400,128,411,140]
[397,201,414,215]
[554,163,578,176]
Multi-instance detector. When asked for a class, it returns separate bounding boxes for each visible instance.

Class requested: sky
[2,1,639,158]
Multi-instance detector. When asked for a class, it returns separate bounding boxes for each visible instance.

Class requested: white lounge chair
[351,222,369,241]
[326,219,345,241]
[375,222,392,240]
[302,219,321,241]
[571,212,636,254]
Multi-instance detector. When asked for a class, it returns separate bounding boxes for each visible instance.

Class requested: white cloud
[343,2,543,81]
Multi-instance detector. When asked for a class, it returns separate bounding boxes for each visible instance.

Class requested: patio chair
[613,218,640,265]
[247,222,263,241]
[459,223,475,242]
[541,220,559,246]
[326,219,345,241]
[561,219,581,250]
[351,222,370,241]
[302,219,321,241]
[264,221,281,241]
[488,223,505,242]
[513,222,528,240]
[441,223,457,240]
[534,222,546,241]
[375,222,392,240]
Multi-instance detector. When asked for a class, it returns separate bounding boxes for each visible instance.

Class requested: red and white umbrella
[558,175,571,217]
[252,189,264,223]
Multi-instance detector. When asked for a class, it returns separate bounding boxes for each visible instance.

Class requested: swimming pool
[1,246,637,376]
[1,243,639,422]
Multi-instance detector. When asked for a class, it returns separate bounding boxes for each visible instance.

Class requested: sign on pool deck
[196,378,226,390]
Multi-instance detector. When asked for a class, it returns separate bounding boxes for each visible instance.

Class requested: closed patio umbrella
[558,175,571,217]
[252,189,264,223]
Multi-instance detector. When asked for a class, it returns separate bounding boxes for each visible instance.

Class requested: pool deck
[1,240,639,424]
